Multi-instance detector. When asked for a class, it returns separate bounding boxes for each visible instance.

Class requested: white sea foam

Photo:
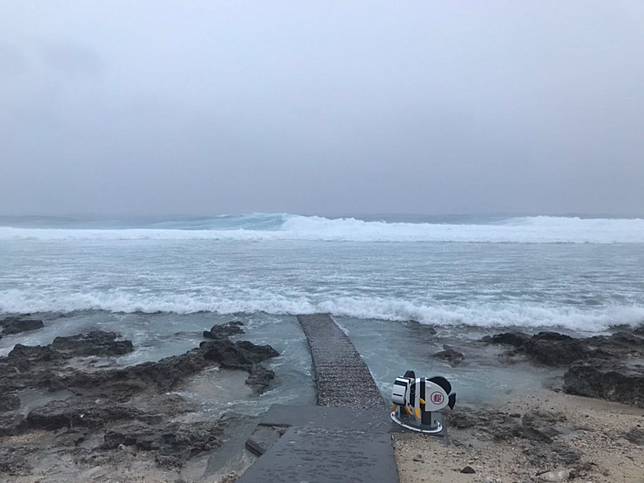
[1,288,642,331]
[2,214,643,332]
[1,214,643,243]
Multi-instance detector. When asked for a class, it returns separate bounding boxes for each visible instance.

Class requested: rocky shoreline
[395,389,644,483]
[1,314,643,482]
[0,317,279,481]
[482,325,644,407]
[397,323,644,482]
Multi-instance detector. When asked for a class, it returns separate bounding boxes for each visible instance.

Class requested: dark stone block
[0,318,44,335]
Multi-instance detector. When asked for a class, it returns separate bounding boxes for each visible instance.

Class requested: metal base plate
[390,411,443,434]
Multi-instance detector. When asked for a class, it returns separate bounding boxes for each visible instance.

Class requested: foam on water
[2,214,643,333]
[1,214,644,243]
[1,288,642,331]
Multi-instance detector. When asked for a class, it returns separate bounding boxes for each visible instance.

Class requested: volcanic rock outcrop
[483,325,644,407]
[0,320,279,477]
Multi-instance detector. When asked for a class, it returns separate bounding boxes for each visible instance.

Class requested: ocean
[1,213,644,330]
[1,213,643,407]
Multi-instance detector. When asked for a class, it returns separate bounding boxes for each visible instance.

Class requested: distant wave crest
[1,214,644,243]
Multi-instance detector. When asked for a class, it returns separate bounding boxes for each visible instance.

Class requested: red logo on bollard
[430,392,444,405]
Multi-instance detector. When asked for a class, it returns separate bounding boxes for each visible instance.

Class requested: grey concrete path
[256,404,394,433]
[239,425,398,483]
[239,405,399,483]
[237,314,400,483]
[297,313,384,409]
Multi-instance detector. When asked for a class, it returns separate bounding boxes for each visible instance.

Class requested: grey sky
[1,1,643,216]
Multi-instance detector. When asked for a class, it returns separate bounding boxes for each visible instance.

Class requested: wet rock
[484,330,636,366]
[486,326,643,368]
[104,420,224,468]
[522,333,594,366]
[586,330,644,358]
[58,347,214,400]
[526,441,580,467]
[484,326,642,407]
[482,332,530,347]
[446,408,522,441]
[245,364,276,393]
[237,340,280,361]
[447,411,479,430]
[245,425,287,456]
[103,421,162,450]
[447,407,568,445]
[0,331,134,392]
[0,413,24,436]
[220,473,240,483]
[598,331,642,347]
[0,447,30,475]
[0,317,44,335]
[521,410,566,444]
[536,468,571,482]
[567,462,597,480]
[0,325,279,474]
[55,428,90,447]
[624,427,644,445]
[403,320,437,335]
[563,362,644,407]
[460,465,475,474]
[533,331,574,342]
[51,331,134,357]
[199,338,280,393]
[26,399,155,431]
[0,328,279,404]
[203,321,245,339]
[156,421,223,468]
[432,345,465,365]
[4,343,60,367]
[126,338,278,393]
[0,393,20,413]
[0,347,64,393]
[202,338,279,370]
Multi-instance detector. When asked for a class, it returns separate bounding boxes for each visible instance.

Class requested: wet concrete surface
[238,314,399,482]
[239,425,398,483]
[297,313,384,409]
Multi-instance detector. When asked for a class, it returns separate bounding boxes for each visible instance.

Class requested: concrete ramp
[239,425,397,483]
[297,313,384,409]
[238,314,399,483]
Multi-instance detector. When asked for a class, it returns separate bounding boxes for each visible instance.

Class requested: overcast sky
[1,1,643,216]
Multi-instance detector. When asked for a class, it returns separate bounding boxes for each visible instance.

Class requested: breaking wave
[1,289,643,332]
[1,214,644,243]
